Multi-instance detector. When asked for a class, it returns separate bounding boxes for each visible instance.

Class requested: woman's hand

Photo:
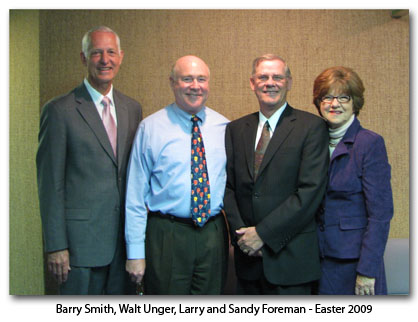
[355,274,375,295]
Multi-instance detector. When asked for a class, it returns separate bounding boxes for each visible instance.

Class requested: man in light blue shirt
[125,55,229,294]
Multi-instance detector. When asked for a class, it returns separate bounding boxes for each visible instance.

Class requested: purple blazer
[317,117,393,279]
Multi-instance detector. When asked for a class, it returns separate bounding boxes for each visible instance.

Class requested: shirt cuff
[126,243,145,260]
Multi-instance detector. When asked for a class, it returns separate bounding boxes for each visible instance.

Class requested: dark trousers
[237,275,314,295]
[60,225,136,295]
[144,213,228,295]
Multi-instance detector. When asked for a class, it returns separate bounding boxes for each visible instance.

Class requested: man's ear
[169,76,176,89]
[249,76,256,91]
[286,77,293,90]
[119,50,125,64]
[80,52,87,66]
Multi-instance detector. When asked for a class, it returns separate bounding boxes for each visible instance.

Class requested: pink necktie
[101,96,117,157]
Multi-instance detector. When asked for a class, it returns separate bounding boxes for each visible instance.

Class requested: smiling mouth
[263,90,278,94]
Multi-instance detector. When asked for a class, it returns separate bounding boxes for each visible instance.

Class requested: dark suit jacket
[36,83,142,267]
[317,117,393,290]
[224,104,329,286]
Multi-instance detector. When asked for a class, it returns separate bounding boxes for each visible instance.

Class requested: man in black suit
[36,26,142,294]
[224,54,328,294]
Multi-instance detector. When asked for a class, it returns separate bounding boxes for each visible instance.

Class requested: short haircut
[313,66,365,116]
[251,54,291,78]
[81,26,121,57]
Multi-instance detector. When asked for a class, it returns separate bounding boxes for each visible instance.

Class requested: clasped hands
[236,226,263,257]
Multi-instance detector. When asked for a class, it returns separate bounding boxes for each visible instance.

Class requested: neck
[329,114,355,139]
[176,103,204,115]
[260,106,277,119]
[260,102,285,119]
[87,77,112,95]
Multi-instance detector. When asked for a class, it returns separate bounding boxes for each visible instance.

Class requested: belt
[148,211,219,228]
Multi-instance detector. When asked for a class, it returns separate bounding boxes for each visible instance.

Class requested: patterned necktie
[101,96,117,157]
[190,115,211,227]
[254,121,271,179]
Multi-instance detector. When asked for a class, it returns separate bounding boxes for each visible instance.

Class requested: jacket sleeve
[356,134,393,278]
[223,124,246,242]
[36,101,68,253]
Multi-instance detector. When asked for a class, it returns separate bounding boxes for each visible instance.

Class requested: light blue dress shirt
[125,103,229,259]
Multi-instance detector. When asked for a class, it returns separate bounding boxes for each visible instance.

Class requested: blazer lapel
[330,117,360,164]
[243,113,259,181]
[74,84,117,165]
[257,105,296,179]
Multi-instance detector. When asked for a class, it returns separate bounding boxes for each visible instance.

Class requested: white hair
[81,26,121,57]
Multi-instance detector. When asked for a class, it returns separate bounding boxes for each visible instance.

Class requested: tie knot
[191,115,201,124]
[102,96,111,109]
[264,121,270,130]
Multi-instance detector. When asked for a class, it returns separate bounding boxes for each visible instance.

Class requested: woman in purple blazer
[312,67,393,295]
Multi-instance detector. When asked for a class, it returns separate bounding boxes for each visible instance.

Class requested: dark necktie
[101,96,117,157]
[190,115,211,227]
[254,121,271,178]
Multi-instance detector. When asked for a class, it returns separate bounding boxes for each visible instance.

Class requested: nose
[190,78,199,89]
[265,76,275,86]
[330,97,340,107]
[99,52,109,64]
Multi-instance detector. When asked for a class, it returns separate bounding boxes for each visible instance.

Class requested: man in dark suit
[36,26,142,294]
[224,54,329,294]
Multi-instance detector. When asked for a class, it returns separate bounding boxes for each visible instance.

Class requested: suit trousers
[144,213,228,295]
[60,223,136,295]
[236,274,314,295]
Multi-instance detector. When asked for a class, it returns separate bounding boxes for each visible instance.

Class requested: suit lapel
[257,105,296,179]
[244,113,259,181]
[114,90,128,169]
[74,84,117,165]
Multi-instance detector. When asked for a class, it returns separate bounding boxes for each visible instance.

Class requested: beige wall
[10,9,409,294]
[10,10,45,295]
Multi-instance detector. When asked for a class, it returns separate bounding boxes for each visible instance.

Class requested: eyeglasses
[321,95,351,103]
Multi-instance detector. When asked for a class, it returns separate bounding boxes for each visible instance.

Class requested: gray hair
[251,54,291,78]
[81,26,121,57]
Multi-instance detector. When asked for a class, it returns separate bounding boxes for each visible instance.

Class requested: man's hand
[126,259,146,284]
[47,249,71,284]
[236,226,264,256]
[355,274,375,295]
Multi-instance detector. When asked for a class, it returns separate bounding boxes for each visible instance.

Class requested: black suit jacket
[224,105,329,285]
[36,83,142,267]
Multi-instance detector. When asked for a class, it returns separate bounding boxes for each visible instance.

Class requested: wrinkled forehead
[174,60,210,79]
[254,59,287,75]
[88,31,120,50]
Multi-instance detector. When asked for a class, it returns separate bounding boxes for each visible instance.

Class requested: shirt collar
[258,102,287,132]
[172,103,207,125]
[84,78,114,106]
